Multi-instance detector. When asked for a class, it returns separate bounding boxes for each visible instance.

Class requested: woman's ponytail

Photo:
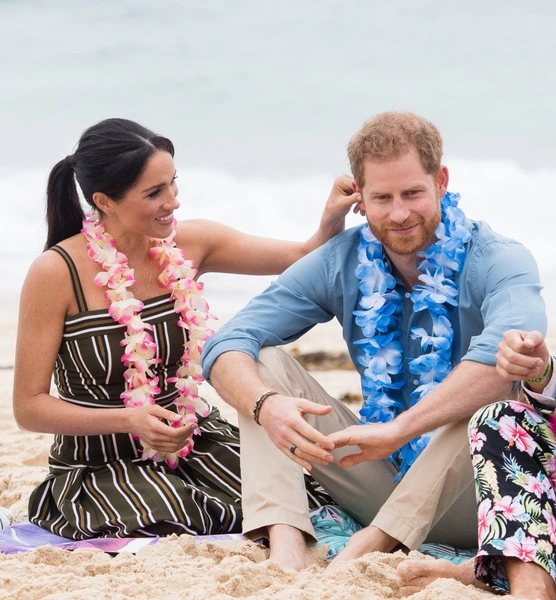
[44,155,84,249]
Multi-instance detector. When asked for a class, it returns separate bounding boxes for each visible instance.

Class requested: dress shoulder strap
[49,245,89,313]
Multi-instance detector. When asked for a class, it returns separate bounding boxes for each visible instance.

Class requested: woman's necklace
[81,214,213,468]
[137,258,153,301]
[126,255,154,301]
[354,192,471,479]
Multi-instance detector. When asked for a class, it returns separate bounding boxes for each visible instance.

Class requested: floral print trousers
[470,400,556,593]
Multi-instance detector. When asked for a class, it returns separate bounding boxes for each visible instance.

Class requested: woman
[397,329,556,600]
[13,118,358,540]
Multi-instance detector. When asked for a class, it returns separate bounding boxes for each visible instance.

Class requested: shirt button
[413,379,419,385]
[405,292,411,298]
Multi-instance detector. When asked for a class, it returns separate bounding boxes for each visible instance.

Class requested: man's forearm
[209,351,271,417]
[211,354,514,455]
[393,360,513,444]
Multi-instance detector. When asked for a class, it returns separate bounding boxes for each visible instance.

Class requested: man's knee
[257,347,291,380]
[258,346,286,368]
[256,346,307,395]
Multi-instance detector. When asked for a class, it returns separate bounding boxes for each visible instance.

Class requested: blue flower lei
[354,191,471,480]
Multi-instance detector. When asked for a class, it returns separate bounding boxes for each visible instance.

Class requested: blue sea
[2,0,556,317]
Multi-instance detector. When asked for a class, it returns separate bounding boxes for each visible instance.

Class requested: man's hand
[258,394,335,471]
[326,421,405,468]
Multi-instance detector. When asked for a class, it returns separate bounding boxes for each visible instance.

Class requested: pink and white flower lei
[81,214,213,468]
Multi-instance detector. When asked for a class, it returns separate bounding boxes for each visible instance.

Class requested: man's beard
[368,204,441,256]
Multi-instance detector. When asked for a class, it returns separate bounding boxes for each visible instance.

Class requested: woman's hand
[496,329,552,393]
[124,404,197,453]
[318,174,362,237]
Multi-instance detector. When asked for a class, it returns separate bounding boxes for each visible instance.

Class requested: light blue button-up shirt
[202,219,547,410]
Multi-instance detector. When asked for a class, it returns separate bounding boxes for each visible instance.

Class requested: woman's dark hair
[44,118,175,249]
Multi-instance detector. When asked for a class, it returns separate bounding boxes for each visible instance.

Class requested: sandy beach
[1,0,554,595]
[2,293,551,600]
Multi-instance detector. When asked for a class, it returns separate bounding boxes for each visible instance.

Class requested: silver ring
[289,444,297,455]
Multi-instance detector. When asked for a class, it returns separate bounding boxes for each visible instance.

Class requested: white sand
[1,293,548,599]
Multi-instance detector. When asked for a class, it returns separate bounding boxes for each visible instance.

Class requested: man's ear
[436,165,449,197]
[352,181,366,217]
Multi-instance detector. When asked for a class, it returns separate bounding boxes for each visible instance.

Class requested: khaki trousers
[239,347,478,550]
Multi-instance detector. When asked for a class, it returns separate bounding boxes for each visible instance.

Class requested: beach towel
[0,505,476,564]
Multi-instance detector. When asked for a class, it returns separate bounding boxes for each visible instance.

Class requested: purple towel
[0,521,245,555]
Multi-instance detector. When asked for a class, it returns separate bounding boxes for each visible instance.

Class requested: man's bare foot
[396,559,488,596]
[267,524,316,571]
[326,526,398,573]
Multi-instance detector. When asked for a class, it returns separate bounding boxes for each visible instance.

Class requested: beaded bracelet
[253,390,279,425]
[526,359,552,385]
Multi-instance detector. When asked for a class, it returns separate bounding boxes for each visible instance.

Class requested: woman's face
[104,150,180,240]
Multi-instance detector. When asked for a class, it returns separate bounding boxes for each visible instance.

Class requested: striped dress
[29,247,331,540]
[28,246,246,539]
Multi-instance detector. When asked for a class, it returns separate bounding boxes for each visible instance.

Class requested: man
[200,111,547,572]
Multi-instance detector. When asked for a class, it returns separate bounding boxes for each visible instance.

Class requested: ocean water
[2,0,556,318]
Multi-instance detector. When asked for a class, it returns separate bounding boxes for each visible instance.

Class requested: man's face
[356,148,448,257]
